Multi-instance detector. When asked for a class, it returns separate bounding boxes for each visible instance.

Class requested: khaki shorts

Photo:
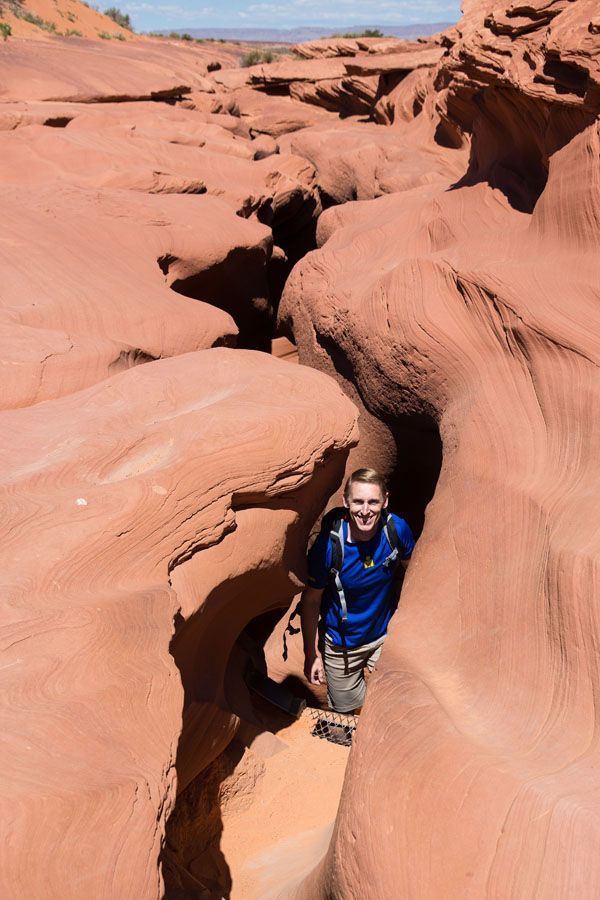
[322,633,386,713]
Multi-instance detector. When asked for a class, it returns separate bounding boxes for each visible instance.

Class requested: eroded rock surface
[278,3,600,897]
[0,185,275,408]
[0,35,238,102]
[0,350,357,898]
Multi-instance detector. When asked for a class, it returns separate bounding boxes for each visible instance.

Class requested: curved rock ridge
[0,348,358,899]
[0,98,245,134]
[0,185,275,407]
[239,45,446,119]
[228,87,335,137]
[248,57,349,87]
[344,46,445,75]
[279,96,600,900]
[436,0,600,210]
[288,74,380,116]
[278,119,468,204]
[0,119,321,224]
[293,36,421,59]
[0,35,238,103]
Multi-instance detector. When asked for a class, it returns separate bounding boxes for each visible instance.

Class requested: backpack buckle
[383,547,399,569]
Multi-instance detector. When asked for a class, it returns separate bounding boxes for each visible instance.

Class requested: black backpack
[282,507,401,660]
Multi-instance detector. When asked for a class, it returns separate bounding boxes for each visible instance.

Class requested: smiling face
[343,480,388,541]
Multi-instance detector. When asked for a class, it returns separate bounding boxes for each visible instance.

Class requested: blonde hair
[343,467,387,501]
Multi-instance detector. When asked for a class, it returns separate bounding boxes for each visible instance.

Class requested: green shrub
[329,29,384,39]
[241,48,274,67]
[168,31,180,39]
[104,6,131,29]
[15,10,57,31]
[181,32,192,40]
[112,30,125,39]
[98,30,111,38]
[64,28,83,36]
[0,21,11,39]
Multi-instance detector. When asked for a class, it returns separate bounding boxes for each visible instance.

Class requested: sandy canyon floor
[221,713,348,899]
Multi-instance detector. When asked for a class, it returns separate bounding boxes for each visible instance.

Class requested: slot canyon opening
[160,413,442,899]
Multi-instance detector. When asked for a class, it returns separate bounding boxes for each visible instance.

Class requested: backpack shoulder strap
[322,507,348,623]
[328,513,347,622]
[328,515,345,571]
[284,508,349,659]
[382,510,400,569]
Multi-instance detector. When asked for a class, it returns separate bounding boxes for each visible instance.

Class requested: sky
[120,0,462,33]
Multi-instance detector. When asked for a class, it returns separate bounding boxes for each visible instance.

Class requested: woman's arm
[300,586,325,684]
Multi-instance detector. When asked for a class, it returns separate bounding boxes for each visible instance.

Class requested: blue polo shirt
[307,513,415,648]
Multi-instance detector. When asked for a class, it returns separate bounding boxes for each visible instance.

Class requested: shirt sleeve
[393,514,416,559]
[306,529,332,589]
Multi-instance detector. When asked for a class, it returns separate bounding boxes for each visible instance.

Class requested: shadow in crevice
[313,331,443,540]
[447,85,597,213]
[161,453,351,898]
[158,247,272,352]
[386,412,442,540]
[162,568,301,900]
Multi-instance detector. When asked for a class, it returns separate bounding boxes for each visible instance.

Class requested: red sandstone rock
[67,107,254,157]
[289,75,380,116]
[0,35,238,102]
[435,0,600,210]
[243,52,442,119]
[236,44,444,119]
[232,86,334,136]
[247,57,348,87]
[0,119,321,236]
[279,4,600,894]
[0,185,275,408]
[373,66,433,125]
[180,88,241,117]
[0,349,358,898]
[278,119,467,203]
[0,98,247,136]
[344,46,444,76]
[251,132,279,159]
[293,36,417,59]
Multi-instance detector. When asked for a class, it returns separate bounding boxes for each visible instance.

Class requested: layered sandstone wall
[278,2,600,896]
[0,351,357,898]
[0,27,359,898]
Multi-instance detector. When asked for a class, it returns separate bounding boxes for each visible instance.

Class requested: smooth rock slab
[0,35,239,102]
